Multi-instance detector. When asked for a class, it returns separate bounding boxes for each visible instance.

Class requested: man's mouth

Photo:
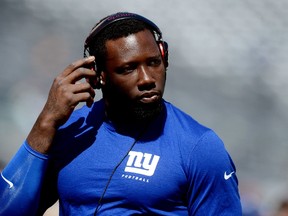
[139,92,160,103]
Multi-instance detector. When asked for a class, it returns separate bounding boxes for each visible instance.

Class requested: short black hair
[86,18,155,71]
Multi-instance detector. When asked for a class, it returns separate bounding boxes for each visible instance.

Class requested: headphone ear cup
[158,41,169,68]
[163,41,169,68]
[84,59,102,89]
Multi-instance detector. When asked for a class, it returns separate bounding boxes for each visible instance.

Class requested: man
[0,12,242,215]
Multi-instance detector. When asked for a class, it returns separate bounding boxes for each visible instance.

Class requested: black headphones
[83,12,169,89]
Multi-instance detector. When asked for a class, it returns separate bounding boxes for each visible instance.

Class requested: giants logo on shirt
[124,151,160,176]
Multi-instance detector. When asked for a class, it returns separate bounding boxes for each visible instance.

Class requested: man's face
[101,29,166,120]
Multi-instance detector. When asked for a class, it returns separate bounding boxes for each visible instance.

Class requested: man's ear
[100,71,106,86]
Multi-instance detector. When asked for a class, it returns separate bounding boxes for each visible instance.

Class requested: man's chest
[56,131,188,209]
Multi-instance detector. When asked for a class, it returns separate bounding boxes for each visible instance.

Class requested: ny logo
[124,151,160,176]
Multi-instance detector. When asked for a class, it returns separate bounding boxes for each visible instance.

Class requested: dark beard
[102,79,164,123]
[131,100,163,121]
[103,90,164,123]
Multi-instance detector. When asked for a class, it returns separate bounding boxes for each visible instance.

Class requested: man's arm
[0,141,49,216]
[27,56,96,154]
[0,56,97,215]
[186,130,242,215]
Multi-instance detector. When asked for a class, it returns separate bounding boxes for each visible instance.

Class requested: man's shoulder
[163,100,210,133]
[61,99,105,129]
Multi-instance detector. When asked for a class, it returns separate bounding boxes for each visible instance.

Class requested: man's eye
[116,65,136,74]
[148,58,162,67]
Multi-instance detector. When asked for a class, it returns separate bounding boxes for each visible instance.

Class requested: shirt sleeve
[0,141,50,216]
[186,130,242,215]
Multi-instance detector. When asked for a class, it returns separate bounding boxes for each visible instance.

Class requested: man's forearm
[0,141,49,216]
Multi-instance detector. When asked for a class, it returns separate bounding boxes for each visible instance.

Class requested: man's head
[84,12,168,76]
[84,12,168,123]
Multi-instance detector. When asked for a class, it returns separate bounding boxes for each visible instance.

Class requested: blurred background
[1,0,288,215]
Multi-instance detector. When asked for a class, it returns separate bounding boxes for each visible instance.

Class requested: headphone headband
[85,12,163,48]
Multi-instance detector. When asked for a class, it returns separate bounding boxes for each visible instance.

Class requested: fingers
[54,80,96,107]
[62,56,95,77]
[45,57,97,115]
[57,57,95,85]
[73,82,96,103]
[51,56,97,106]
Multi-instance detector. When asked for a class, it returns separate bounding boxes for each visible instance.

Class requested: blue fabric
[0,141,49,216]
[0,99,242,215]
[50,99,242,215]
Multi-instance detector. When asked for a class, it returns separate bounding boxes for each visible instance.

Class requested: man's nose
[137,66,155,90]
